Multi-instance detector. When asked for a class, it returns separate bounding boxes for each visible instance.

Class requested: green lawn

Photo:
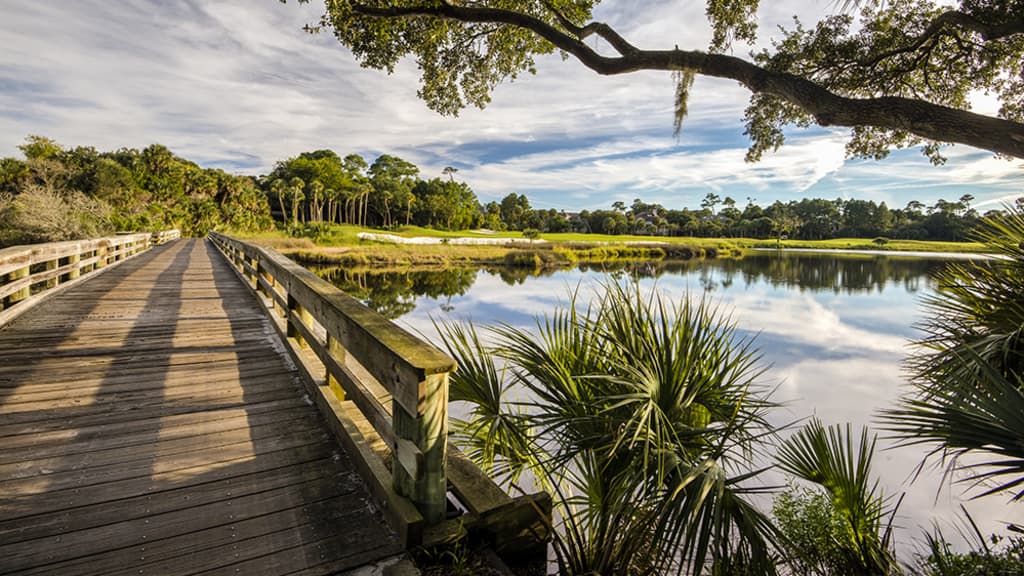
[234,224,986,255]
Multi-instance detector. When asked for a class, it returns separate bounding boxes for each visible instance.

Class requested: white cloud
[0,0,1020,211]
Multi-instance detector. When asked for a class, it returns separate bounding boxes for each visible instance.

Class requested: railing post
[96,246,108,269]
[5,265,30,308]
[67,253,81,281]
[393,371,450,524]
[246,255,258,289]
[287,294,312,348]
[43,259,58,289]
[326,335,346,401]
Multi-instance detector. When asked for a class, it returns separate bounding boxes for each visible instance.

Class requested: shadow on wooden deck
[0,239,403,576]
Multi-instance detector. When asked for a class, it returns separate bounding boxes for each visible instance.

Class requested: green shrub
[772,484,857,576]
[916,529,1024,575]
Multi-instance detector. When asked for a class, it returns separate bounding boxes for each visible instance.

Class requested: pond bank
[282,241,731,269]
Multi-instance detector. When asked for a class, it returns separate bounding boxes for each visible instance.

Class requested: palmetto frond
[911,206,1024,389]
[435,280,782,574]
[881,350,1024,501]
[884,205,1024,504]
[776,419,899,574]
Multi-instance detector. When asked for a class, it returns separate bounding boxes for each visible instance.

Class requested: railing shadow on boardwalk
[0,239,402,575]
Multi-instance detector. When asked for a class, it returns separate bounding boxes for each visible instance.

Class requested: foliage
[303,0,1024,159]
[0,135,273,246]
[0,182,110,245]
[498,194,990,242]
[915,527,1024,576]
[880,206,1024,501]
[908,206,1024,385]
[435,281,781,575]
[880,351,1024,501]
[751,0,1024,162]
[775,419,899,575]
[771,484,858,576]
[264,151,483,231]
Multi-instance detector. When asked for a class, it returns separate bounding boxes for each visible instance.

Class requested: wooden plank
[0,409,323,480]
[0,374,305,427]
[0,396,307,458]
[0,426,331,498]
[447,445,513,515]
[0,441,333,524]
[0,475,357,573]
[0,387,304,438]
[0,364,294,408]
[0,446,347,544]
[13,495,391,576]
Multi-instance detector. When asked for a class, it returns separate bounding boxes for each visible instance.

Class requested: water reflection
[314,252,1011,546]
[315,253,951,319]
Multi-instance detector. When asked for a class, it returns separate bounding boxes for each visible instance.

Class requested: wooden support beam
[4,265,30,307]
[392,371,449,524]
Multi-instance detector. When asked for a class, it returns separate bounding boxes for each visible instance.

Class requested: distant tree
[499,193,532,230]
[701,192,721,215]
[18,135,62,161]
[288,176,305,225]
[369,154,418,227]
[269,178,287,222]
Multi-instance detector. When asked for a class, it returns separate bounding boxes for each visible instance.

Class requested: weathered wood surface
[209,232,456,526]
[0,239,402,575]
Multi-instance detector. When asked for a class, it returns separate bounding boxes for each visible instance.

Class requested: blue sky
[1,1,1020,212]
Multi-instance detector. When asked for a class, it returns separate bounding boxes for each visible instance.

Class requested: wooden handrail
[209,232,551,559]
[0,230,180,326]
[152,229,181,245]
[208,232,455,525]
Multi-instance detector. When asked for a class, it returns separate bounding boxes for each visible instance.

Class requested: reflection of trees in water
[581,254,946,294]
[316,267,480,319]
[316,254,949,318]
[733,254,944,294]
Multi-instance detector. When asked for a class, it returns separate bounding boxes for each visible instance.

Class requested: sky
[1,1,1021,212]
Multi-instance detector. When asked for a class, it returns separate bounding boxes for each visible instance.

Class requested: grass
[230,224,986,269]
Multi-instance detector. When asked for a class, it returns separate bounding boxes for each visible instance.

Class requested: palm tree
[269,178,286,225]
[436,282,781,575]
[879,205,1024,501]
[309,179,324,222]
[775,419,899,575]
[287,176,304,226]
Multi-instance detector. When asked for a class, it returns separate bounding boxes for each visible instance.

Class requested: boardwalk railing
[209,232,550,554]
[0,230,180,326]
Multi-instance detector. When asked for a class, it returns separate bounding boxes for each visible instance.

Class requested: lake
[316,250,1013,552]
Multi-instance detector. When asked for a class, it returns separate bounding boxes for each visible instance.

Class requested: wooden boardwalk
[0,239,403,575]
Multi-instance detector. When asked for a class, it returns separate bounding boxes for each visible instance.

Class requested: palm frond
[881,349,1024,501]
[776,418,898,574]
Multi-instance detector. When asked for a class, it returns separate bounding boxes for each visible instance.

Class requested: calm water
[317,252,1014,549]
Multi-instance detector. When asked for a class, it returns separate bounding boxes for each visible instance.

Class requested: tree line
[3,135,1017,247]
[0,135,272,246]
[494,193,1024,243]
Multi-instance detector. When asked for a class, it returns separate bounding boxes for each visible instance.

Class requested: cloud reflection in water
[320,253,1013,548]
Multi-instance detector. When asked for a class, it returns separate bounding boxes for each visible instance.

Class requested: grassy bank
[234,224,985,268]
